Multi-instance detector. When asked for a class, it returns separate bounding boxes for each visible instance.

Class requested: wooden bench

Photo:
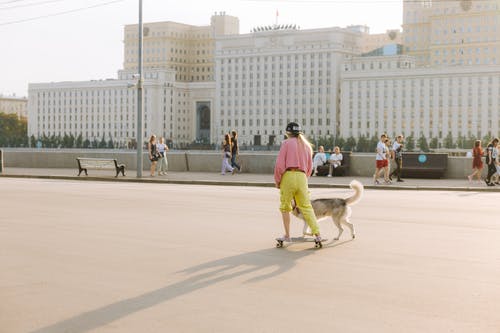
[400,153,448,179]
[314,151,351,176]
[76,157,126,177]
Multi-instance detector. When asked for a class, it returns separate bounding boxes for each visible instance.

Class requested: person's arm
[274,142,288,187]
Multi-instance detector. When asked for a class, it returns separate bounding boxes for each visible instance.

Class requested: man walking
[390,135,404,182]
[230,130,242,172]
[373,133,390,185]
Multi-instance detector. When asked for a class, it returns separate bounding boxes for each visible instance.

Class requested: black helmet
[285,122,302,135]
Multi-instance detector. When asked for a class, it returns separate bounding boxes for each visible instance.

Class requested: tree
[83,139,91,148]
[316,135,333,151]
[443,132,454,149]
[0,113,28,147]
[406,135,415,151]
[456,135,467,149]
[356,135,370,152]
[369,135,379,153]
[417,134,430,152]
[98,134,107,148]
[75,134,83,148]
[429,137,439,150]
[344,136,357,151]
[334,136,346,151]
[29,135,37,148]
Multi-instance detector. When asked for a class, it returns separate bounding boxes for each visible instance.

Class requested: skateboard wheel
[276,241,283,248]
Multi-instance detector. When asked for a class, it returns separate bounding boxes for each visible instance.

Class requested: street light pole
[136,0,144,177]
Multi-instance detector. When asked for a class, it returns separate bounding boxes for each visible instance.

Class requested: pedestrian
[485,137,499,186]
[494,152,500,185]
[467,140,483,183]
[327,146,343,177]
[274,122,322,243]
[312,145,327,176]
[389,135,404,182]
[156,136,169,176]
[385,138,393,178]
[230,130,242,172]
[373,133,390,184]
[491,139,500,185]
[221,133,235,175]
[148,135,159,177]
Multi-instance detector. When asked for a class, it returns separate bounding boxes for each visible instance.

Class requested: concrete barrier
[0,149,483,179]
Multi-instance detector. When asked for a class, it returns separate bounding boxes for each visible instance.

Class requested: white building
[403,0,500,67]
[0,95,28,118]
[27,13,236,147]
[214,25,363,146]
[340,55,500,141]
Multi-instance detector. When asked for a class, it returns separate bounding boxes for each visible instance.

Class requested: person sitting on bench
[312,145,327,176]
[328,146,343,177]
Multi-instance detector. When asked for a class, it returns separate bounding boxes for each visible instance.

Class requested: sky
[0,0,403,98]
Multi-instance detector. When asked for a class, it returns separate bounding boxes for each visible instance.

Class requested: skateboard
[275,236,327,249]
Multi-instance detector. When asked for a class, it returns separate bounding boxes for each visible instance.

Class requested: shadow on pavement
[30,247,313,333]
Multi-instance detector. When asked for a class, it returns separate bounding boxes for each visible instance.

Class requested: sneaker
[467,175,472,183]
[232,168,236,175]
[314,235,322,242]
[327,174,332,177]
[374,179,380,185]
[276,235,291,242]
[487,182,495,187]
[384,179,392,184]
[397,179,404,182]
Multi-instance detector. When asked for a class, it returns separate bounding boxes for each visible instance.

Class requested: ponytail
[296,133,313,156]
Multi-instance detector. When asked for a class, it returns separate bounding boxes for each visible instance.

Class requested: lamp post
[136,0,144,177]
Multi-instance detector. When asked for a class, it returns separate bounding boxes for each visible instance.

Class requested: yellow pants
[279,170,320,235]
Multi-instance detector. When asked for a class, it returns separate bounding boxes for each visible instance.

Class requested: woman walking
[274,122,321,243]
[467,140,484,183]
[221,133,235,175]
[148,135,159,177]
[485,138,499,186]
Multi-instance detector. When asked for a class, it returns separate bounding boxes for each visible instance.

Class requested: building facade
[214,26,363,146]
[28,13,235,147]
[0,95,28,118]
[403,0,500,67]
[341,55,500,141]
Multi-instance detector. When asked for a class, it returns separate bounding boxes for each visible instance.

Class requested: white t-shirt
[392,141,402,159]
[157,143,166,154]
[329,152,343,168]
[376,141,387,161]
[313,152,327,169]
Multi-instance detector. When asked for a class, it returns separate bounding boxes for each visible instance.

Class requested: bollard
[0,149,3,173]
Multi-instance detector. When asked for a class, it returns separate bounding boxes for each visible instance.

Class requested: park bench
[314,151,351,176]
[400,152,447,179]
[76,157,126,177]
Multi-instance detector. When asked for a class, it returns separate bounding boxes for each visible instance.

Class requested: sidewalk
[1,167,499,191]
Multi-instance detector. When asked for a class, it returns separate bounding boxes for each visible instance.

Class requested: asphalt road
[1,178,499,333]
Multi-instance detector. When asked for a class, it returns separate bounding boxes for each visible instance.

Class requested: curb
[2,173,500,192]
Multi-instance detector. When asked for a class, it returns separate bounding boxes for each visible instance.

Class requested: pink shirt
[274,137,313,186]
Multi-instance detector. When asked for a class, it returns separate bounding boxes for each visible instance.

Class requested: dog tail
[345,180,364,206]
